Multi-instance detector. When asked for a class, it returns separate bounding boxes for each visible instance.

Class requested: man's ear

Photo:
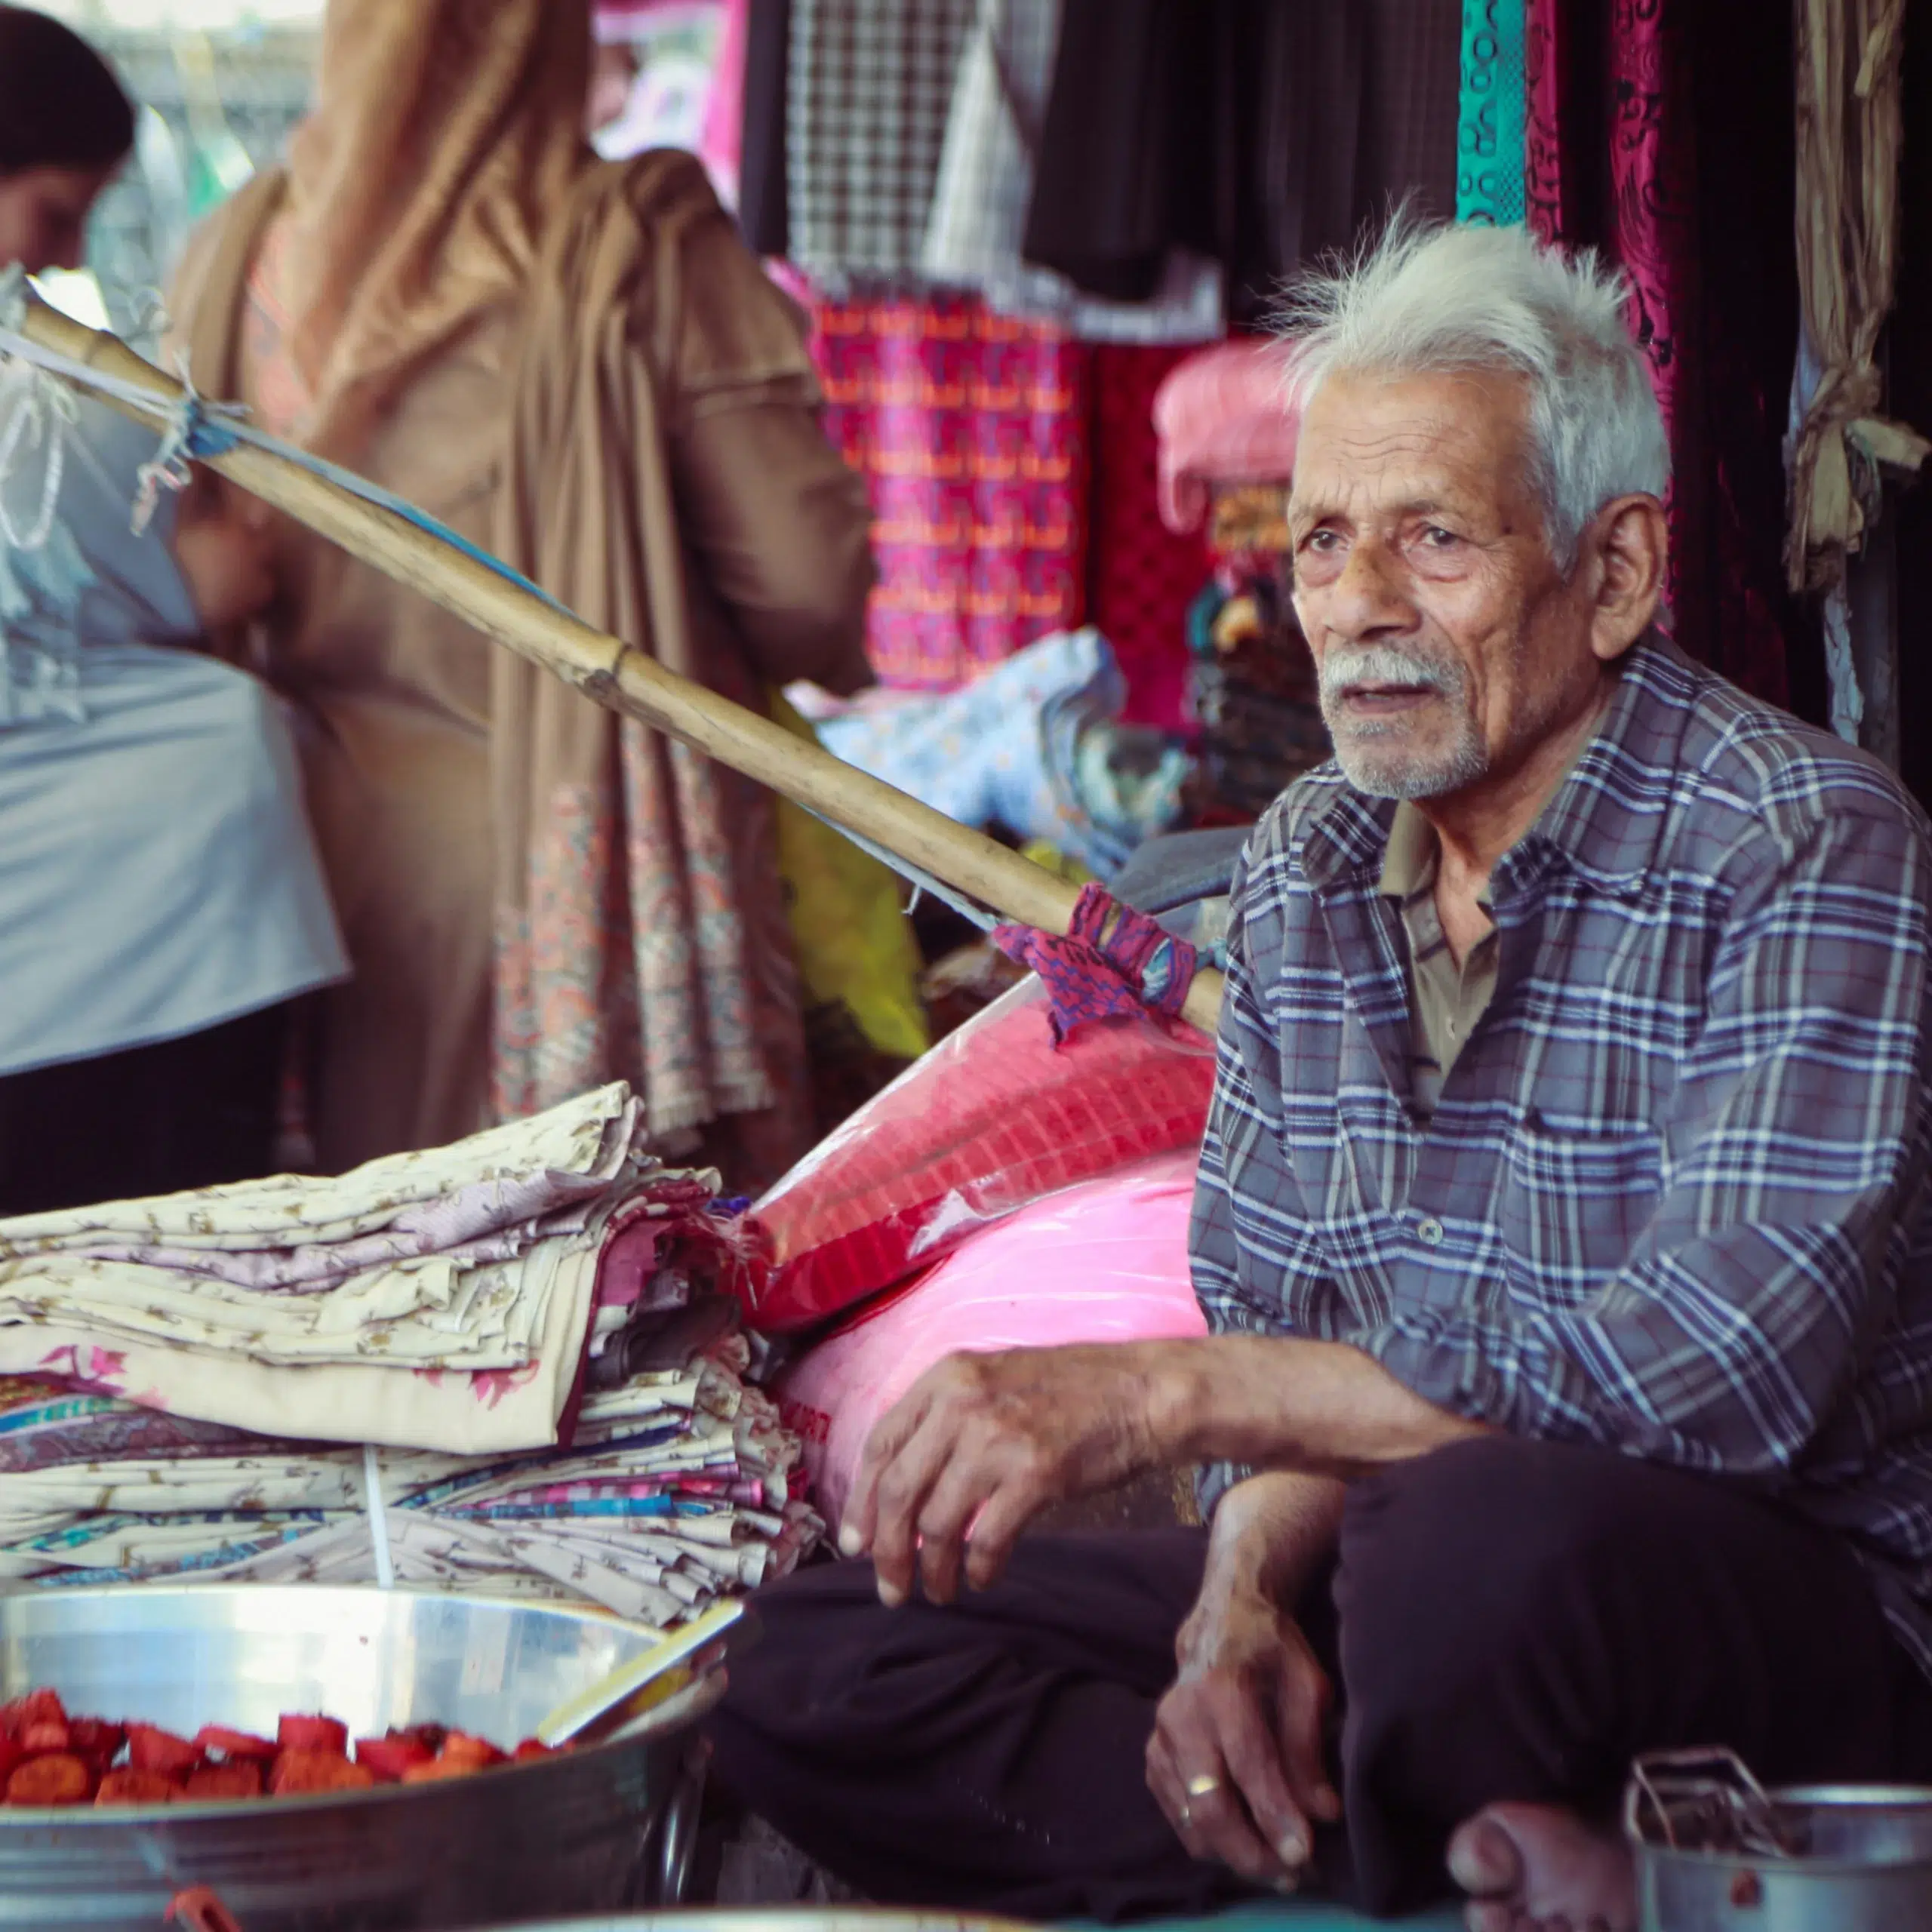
[1583,494,1669,664]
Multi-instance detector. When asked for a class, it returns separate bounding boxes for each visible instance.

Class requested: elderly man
[711,219,1932,1930]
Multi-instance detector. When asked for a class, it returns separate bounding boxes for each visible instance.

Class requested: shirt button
[1417,1217,1445,1247]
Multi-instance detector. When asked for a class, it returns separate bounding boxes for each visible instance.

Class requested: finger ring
[1186,1773,1224,1801]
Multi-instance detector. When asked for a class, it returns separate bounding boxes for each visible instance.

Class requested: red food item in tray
[127,1724,205,1779]
[184,1761,264,1801]
[269,1748,375,1797]
[97,1767,180,1807]
[354,1734,432,1783]
[68,1718,128,1769]
[0,1688,561,1806]
[276,1714,349,1756]
[6,1752,92,1806]
[195,1725,278,1762]
[0,1687,66,1737]
[438,1730,506,1770]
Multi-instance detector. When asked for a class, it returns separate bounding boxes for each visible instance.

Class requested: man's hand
[838,1346,1164,1605]
[838,1334,1483,1610]
[1147,1579,1341,1887]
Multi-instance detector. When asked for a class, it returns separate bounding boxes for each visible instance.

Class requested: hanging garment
[1525,0,1805,709]
[919,0,1223,343]
[737,0,792,254]
[1023,0,1461,328]
[807,286,1091,688]
[784,0,979,286]
[1455,0,1527,224]
[0,386,346,1078]
[1086,344,1213,734]
[1785,0,1926,595]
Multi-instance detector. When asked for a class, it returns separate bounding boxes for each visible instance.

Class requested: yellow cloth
[770,690,929,1064]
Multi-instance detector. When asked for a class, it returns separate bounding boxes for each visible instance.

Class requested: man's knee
[1335,1436,1660,1703]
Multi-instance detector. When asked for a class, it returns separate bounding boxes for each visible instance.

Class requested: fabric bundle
[0,1085,661,1454]
[0,1085,821,1626]
[795,629,1189,878]
[0,1351,819,1629]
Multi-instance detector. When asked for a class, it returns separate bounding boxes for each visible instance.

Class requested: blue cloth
[0,378,204,724]
[0,382,346,1074]
[808,628,1189,876]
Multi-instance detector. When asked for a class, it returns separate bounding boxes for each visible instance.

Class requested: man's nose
[1322,534,1417,638]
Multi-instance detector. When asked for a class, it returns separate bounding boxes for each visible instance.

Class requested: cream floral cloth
[0,1086,674,1454]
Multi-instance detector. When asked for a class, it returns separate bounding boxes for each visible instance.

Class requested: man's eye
[1420,525,1461,549]
[1302,529,1340,552]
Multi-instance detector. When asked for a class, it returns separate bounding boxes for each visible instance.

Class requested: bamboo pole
[9,290,1226,1034]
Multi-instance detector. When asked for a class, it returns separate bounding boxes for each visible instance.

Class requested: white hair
[1281,214,1670,570]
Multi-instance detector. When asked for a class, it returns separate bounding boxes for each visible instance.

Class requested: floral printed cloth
[0,1086,694,1455]
[0,1349,820,1629]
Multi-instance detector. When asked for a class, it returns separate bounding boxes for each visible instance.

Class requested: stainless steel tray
[0,1584,715,1930]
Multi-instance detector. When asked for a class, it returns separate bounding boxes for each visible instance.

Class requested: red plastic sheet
[745,980,1216,1334]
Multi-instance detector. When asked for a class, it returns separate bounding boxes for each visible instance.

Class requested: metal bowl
[490,1917,1040,1932]
[0,1584,717,1931]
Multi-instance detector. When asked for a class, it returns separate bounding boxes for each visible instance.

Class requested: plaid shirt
[1191,638,1932,1675]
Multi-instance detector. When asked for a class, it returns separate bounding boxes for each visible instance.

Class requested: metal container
[1627,1749,1932,1930]
[485,1915,1038,1932]
[0,1585,717,1932]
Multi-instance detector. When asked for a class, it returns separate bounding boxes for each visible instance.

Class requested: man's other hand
[838,1345,1161,1605]
[1147,1581,1342,1888]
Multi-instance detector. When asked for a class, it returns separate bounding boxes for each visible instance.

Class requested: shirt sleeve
[1192,837,1327,1518]
[1363,798,1932,1477]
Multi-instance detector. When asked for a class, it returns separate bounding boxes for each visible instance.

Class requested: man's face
[0,162,115,274]
[1287,368,1598,802]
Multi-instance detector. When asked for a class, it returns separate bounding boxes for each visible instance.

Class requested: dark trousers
[710,1436,1932,1921]
[0,1004,288,1217]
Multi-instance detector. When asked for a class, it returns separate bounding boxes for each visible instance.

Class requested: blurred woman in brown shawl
[168,0,876,1186]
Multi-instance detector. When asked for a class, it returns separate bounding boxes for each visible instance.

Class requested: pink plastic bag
[774,1149,1207,1530]
[746,980,1216,1334]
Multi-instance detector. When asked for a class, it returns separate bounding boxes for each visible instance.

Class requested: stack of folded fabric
[0,1087,820,1626]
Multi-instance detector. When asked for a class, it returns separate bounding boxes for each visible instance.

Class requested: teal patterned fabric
[1455,0,1527,226]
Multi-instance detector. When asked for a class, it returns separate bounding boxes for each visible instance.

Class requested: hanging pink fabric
[1152,339,1303,535]
[803,288,1093,690]
[697,0,747,206]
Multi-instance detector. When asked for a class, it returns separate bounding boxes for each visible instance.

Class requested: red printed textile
[804,289,1092,690]
[745,977,1216,1333]
[992,883,1198,1046]
[1088,343,1213,733]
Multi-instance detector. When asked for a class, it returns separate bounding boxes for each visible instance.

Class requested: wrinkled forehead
[1287,367,1539,530]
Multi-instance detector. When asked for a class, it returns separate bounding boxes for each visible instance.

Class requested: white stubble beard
[1316,643,1491,801]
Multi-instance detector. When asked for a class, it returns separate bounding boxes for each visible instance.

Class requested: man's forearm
[1138,1334,1487,1479]
[1197,1469,1346,1611]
